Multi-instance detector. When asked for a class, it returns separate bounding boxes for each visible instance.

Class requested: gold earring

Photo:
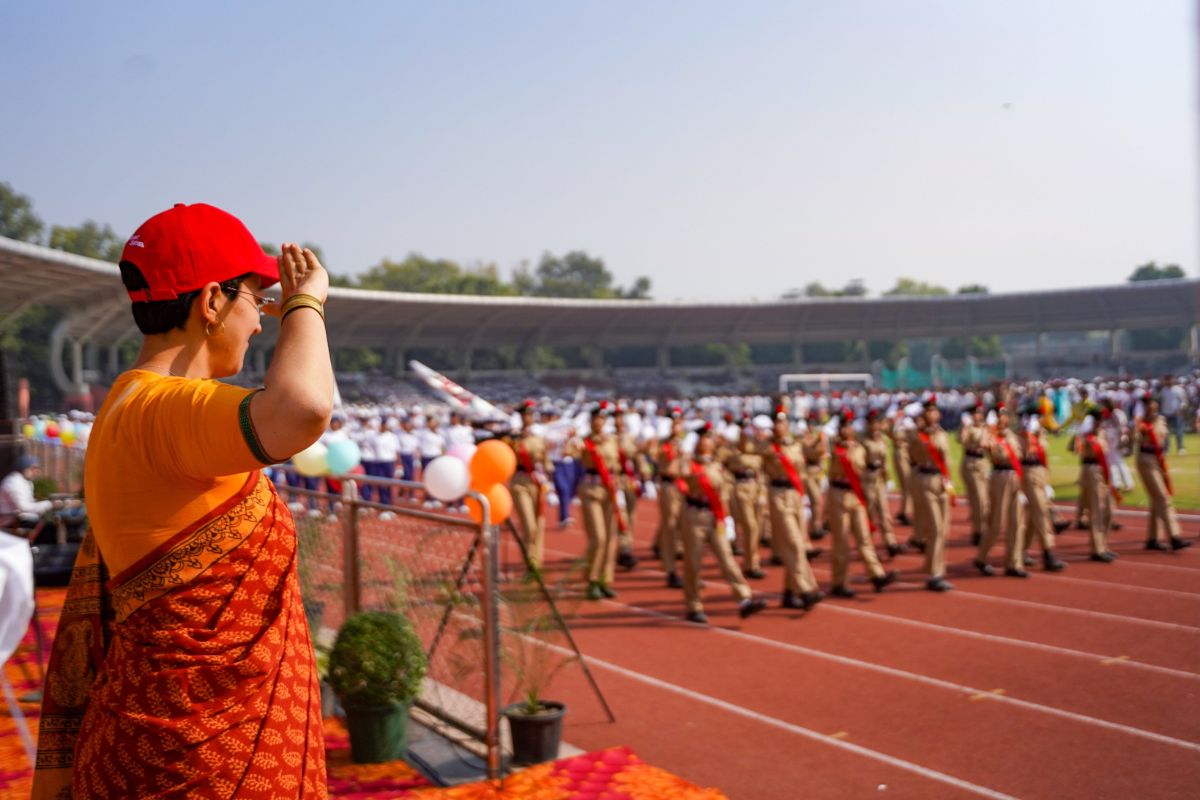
[205,321,225,336]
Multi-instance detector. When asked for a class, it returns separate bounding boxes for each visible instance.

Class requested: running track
[519,499,1200,799]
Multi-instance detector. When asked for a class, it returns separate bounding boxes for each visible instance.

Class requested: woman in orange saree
[33,203,335,798]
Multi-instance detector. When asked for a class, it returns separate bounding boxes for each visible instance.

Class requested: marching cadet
[861,409,901,558]
[574,401,624,599]
[1018,404,1068,572]
[907,397,954,591]
[1135,396,1192,551]
[973,404,1028,577]
[827,411,898,597]
[959,402,990,547]
[509,399,552,570]
[654,407,689,588]
[679,425,769,624]
[722,417,767,578]
[613,407,642,569]
[890,404,915,527]
[801,412,829,540]
[761,406,824,609]
[1077,410,1118,562]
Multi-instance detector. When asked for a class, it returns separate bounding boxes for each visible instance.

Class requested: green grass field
[937,432,1200,511]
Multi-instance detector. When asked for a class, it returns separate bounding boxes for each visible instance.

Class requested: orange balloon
[466,482,513,525]
[470,439,517,486]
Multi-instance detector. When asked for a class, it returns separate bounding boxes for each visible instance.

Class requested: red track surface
[525,499,1200,800]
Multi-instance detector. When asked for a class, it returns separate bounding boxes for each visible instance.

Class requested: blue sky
[2,1,1195,300]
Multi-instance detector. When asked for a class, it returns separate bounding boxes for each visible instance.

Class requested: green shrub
[329,611,427,708]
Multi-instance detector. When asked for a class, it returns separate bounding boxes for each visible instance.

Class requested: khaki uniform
[977,428,1025,571]
[827,440,887,589]
[1079,434,1113,556]
[509,433,551,568]
[616,433,643,554]
[760,437,819,594]
[907,425,951,578]
[860,433,897,549]
[1020,430,1056,556]
[723,437,765,572]
[577,435,622,585]
[1135,416,1182,544]
[891,424,913,522]
[801,432,828,532]
[959,422,990,536]
[655,437,688,576]
[680,457,753,614]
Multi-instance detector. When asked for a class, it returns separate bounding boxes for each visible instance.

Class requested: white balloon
[293,442,328,477]
[423,455,471,502]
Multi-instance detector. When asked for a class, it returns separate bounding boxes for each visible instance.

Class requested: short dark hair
[120,262,250,335]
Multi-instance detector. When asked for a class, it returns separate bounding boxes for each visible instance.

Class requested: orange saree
[32,472,327,799]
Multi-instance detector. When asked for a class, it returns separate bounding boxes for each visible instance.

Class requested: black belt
[516,466,530,473]
[685,497,711,509]
[992,464,1013,471]
[964,450,984,459]
[656,475,680,482]
[733,469,757,480]
[1082,458,1099,465]
[917,466,941,475]
[1139,448,1158,455]
[1021,460,1042,467]
[585,468,601,475]
[770,479,796,489]
[830,479,853,491]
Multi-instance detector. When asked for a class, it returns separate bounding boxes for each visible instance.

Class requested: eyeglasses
[235,290,274,314]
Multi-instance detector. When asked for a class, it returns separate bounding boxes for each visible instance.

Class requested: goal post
[778,372,874,394]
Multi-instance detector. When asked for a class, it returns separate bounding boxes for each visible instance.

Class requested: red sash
[661,440,688,493]
[584,436,627,532]
[1026,432,1047,468]
[833,444,877,532]
[771,442,806,493]
[999,437,1025,482]
[918,431,950,479]
[918,430,956,506]
[620,450,643,497]
[690,461,727,520]
[1086,434,1122,503]
[1139,420,1173,495]
[517,438,545,516]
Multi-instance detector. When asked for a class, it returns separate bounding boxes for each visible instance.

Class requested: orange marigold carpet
[2,588,726,799]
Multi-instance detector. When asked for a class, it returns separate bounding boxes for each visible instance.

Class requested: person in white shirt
[0,455,54,533]
[446,412,475,448]
[1159,376,1187,454]
[372,419,401,505]
[397,418,419,484]
[356,417,382,503]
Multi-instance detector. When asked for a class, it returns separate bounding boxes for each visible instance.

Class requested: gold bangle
[282,296,325,321]
[281,293,324,315]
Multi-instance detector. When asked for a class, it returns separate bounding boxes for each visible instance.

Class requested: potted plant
[328,611,428,763]
[499,584,578,766]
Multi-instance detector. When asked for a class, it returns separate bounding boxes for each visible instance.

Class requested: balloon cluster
[291,438,363,478]
[424,440,514,524]
[21,415,91,447]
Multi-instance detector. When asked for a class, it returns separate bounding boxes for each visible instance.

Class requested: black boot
[974,560,996,576]
[745,568,767,580]
[970,532,982,547]
[800,590,825,609]
[781,590,805,609]
[926,576,954,592]
[810,527,827,541]
[685,610,709,624]
[907,538,926,553]
[1171,537,1194,551]
[871,570,899,592]
[831,585,857,599]
[617,549,638,569]
[1145,540,1170,552]
[666,571,683,589]
[1043,552,1066,572]
[738,597,768,618]
[1004,567,1030,578]
[886,543,903,558]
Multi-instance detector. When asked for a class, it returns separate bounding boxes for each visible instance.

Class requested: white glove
[643,481,658,501]
[547,491,560,507]
[616,491,627,512]
[723,516,736,542]
[1045,485,1055,501]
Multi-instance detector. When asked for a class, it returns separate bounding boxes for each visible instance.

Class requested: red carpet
[1,588,725,800]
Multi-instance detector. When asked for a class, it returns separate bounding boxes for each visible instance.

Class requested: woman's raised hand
[265,242,329,317]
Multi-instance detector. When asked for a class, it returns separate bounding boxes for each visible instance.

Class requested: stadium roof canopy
[2,234,1198,367]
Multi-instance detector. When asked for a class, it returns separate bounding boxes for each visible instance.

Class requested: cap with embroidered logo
[120,203,279,302]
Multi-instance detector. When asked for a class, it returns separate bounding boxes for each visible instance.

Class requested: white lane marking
[535,638,1020,800]
[818,603,1200,682]
[584,594,1200,754]
[949,589,1200,634]
[1031,573,1200,600]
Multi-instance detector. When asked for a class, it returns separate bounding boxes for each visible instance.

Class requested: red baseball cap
[120,203,279,302]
